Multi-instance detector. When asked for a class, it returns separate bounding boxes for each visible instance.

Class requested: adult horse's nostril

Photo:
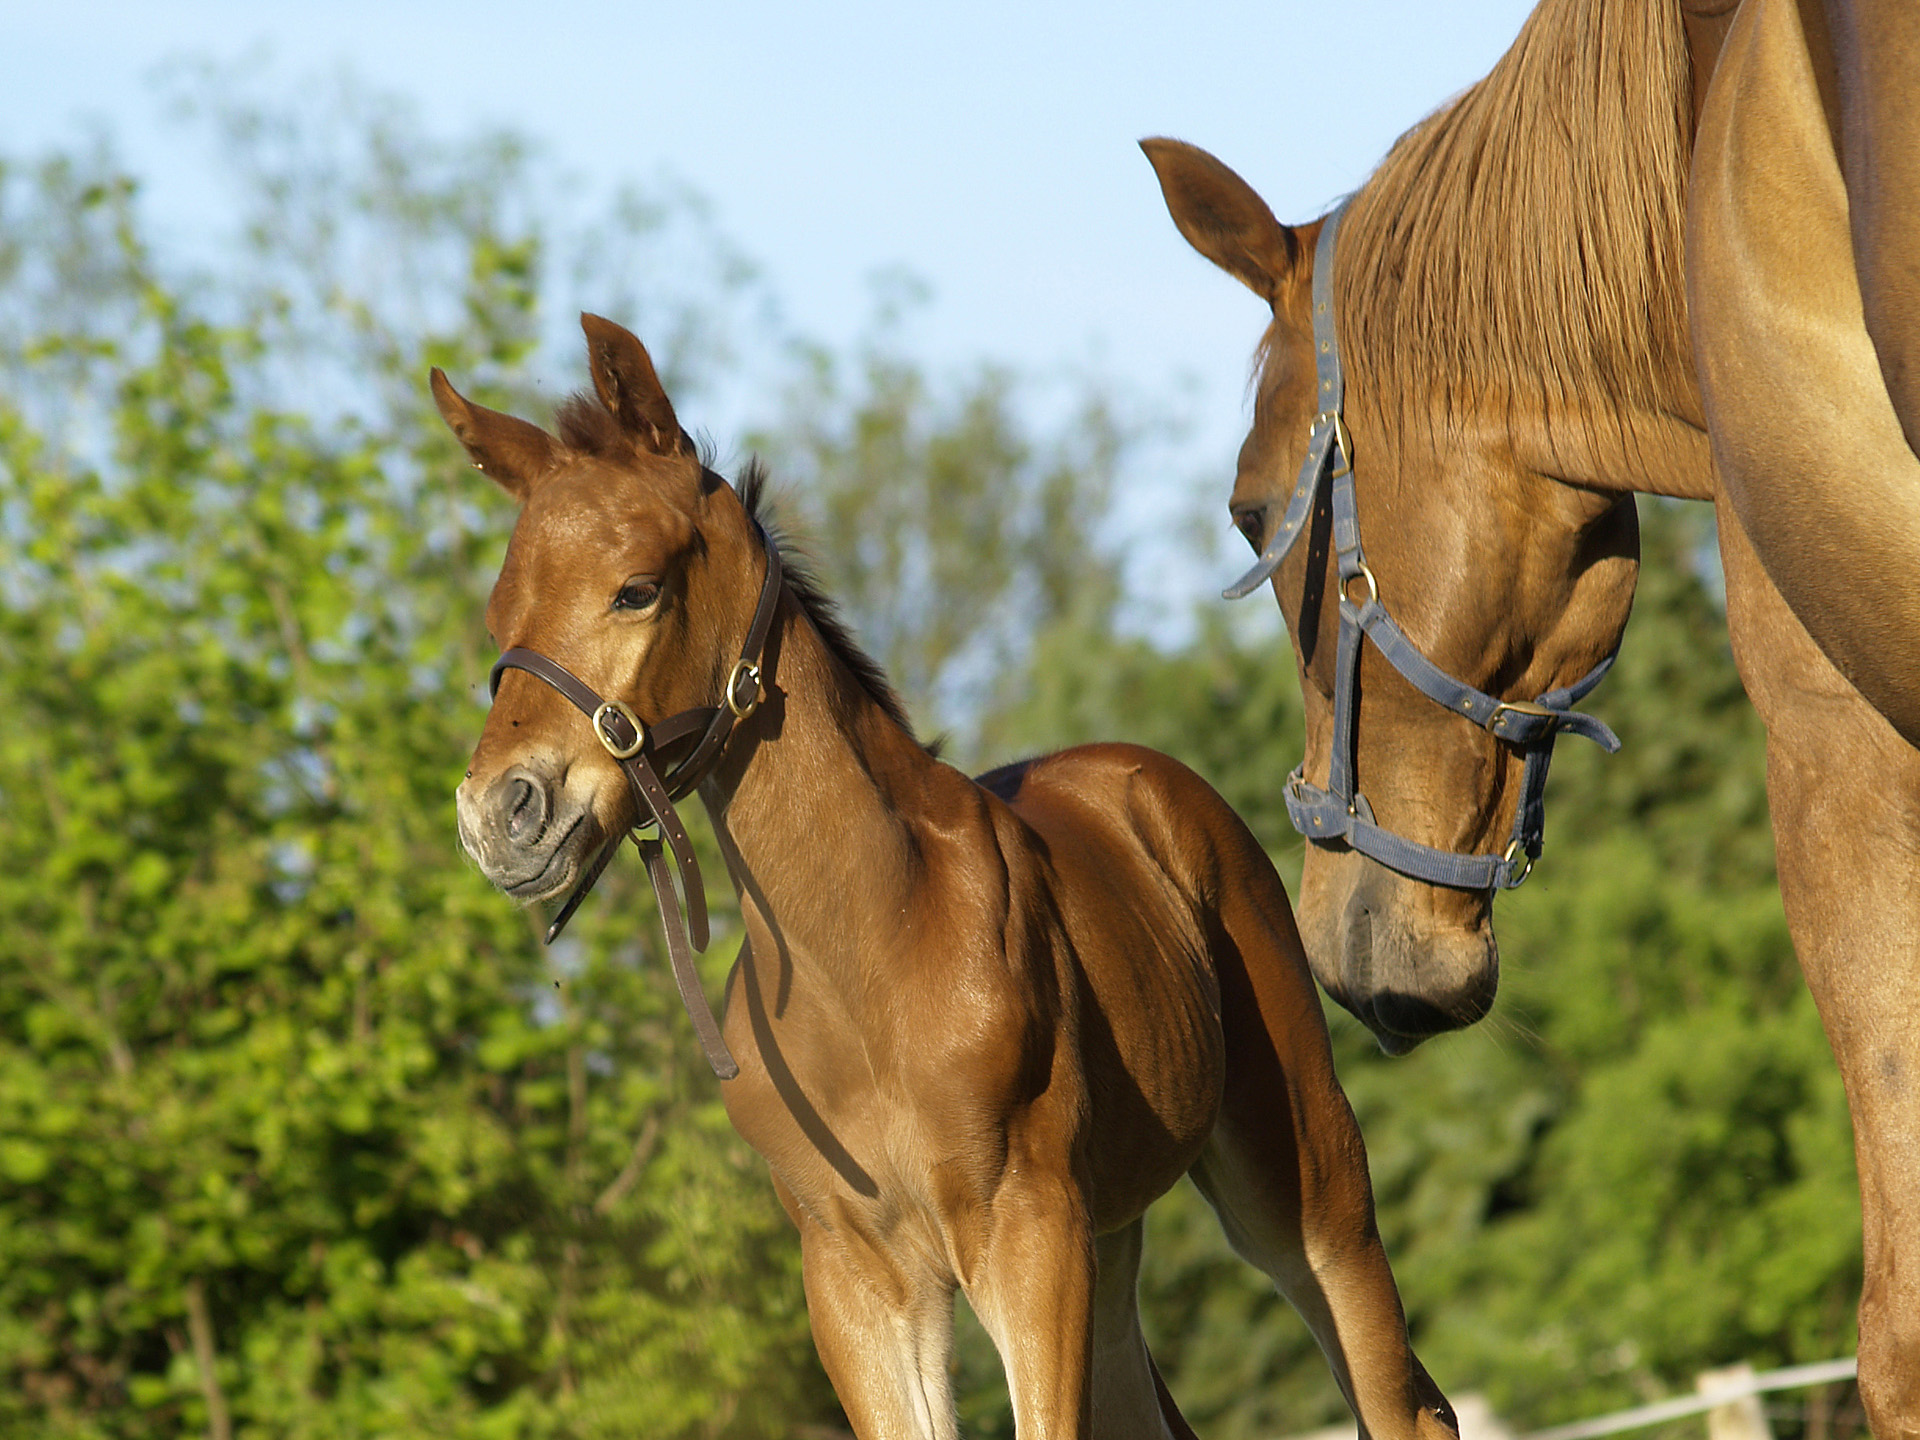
[499,767,551,846]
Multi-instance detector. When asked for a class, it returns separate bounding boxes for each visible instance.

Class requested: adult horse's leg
[1719,505,1920,1438]
[1823,0,1920,457]
[1088,1218,1198,1440]
[790,1205,961,1440]
[1190,871,1455,1440]
[1689,0,1920,746]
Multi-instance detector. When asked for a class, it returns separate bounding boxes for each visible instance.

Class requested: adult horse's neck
[699,590,943,989]
[1339,0,1716,501]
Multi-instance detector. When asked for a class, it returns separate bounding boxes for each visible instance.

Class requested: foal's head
[1146,140,1639,1053]
[441,315,766,901]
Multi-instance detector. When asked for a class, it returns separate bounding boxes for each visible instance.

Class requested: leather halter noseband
[486,501,784,1078]
[1223,201,1621,891]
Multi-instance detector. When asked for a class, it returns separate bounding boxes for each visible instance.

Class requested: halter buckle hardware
[1501,838,1536,887]
[592,700,646,759]
[1322,412,1354,479]
[726,660,764,720]
[1490,699,1558,738]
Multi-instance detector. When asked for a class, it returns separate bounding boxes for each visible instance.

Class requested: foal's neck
[700,595,938,966]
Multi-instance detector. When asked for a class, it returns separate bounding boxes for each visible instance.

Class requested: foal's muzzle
[457,761,595,901]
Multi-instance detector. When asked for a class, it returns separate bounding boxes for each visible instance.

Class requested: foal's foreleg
[1089,1218,1200,1440]
[796,1220,959,1440]
[964,1171,1098,1439]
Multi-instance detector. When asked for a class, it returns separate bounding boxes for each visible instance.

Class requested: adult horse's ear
[429,369,561,501]
[581,312,689,456]
[1140,138,1301,304]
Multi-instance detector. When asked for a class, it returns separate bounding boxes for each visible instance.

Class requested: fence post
[1698,1363,1772,1440]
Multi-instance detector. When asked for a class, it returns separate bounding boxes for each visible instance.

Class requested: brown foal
[439,316,1458,1440]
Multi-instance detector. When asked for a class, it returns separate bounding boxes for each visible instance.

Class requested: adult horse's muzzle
[1298,847,1499,1055]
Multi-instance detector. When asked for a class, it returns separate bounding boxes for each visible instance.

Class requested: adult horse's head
[439,315,768,907]
[1144,134,1674,1052]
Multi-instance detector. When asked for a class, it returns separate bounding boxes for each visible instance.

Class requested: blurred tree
[0,117,829,1440]
[744,293,1135,751]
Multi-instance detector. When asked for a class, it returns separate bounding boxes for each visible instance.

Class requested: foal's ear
[430,369,561,501]
[1140,138,1301,304]
[580,312,689,457]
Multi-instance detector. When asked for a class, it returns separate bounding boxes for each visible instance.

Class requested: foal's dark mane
[734,459,923,744]
[1325,0,1693,425]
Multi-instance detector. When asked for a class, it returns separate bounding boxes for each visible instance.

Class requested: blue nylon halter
[1223,199,1621,891]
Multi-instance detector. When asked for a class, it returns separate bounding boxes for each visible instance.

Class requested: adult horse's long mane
[1335,0,1693,426]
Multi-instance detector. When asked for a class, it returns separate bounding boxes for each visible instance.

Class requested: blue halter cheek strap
[1223,200,1621,892]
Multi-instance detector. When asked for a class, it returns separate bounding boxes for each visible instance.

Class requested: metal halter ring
[726,659,764,720]
[1342,562,1379,609]
[591,700,646,759]
[1501,838,1536,887]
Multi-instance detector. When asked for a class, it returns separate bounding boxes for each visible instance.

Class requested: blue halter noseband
[1223,200,1620,891]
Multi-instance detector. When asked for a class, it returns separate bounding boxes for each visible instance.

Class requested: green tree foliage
[0,123,830,1439]
[1,79,1865,1440]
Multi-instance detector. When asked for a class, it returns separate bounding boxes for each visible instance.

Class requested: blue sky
[9,1,1535,610]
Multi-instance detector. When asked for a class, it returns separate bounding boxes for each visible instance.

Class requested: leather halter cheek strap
[484,509,785,1079]
[1225,199,1622,891]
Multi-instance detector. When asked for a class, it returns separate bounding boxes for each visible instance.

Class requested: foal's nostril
[506,779,535,839]
[499,768,551,846]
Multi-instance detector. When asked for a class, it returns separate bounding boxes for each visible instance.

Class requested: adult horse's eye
[613,579,661,612]
[1231,507,1266,552]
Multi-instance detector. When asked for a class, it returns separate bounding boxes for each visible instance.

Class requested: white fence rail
[1520,1358,1859,1440]
[1283,1357,1858,1440]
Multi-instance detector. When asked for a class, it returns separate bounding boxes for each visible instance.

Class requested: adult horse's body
[436,316,1458,1440]
[1145,0,1920,1428]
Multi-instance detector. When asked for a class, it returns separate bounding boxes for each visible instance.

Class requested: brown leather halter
[486,500,784,1079]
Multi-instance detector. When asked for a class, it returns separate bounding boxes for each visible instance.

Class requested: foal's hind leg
[1191,887,1455,1440]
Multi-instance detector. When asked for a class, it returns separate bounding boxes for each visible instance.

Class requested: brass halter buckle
[726,659,764,720]
[591,700,646,759]
[1493,699,1557,719]
[1317,411,1354,479]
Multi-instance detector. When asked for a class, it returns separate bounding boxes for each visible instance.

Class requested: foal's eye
[612,579,662,612]
[1231,507,1267,552]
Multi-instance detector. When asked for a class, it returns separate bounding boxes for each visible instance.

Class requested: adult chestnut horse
[1145,0,1920,1429]
[437,316,1458,1440]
